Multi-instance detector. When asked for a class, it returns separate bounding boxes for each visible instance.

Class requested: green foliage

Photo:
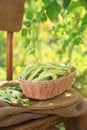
[42,0,50,5]
[82,13,87,25]
[21,0,87,97]
[0,32,6,79]
[46,1,61,21]
[22,0,87,55]
[22,0,62,55]
[55,123,65,130]
[63,0,71,9]
[22,28,27,36]
[80,0,87,9]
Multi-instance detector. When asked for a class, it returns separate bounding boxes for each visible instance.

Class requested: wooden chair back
[0,0,25,32]
[0,0,25,80]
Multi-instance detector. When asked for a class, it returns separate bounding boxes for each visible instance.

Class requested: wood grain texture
[0,80,19,87]
[29,99,87,118]
[1,116,65,130]
[74,101,87,130]
[0,81,85,118]
[64,118,77,130]
[0,81,82,109]
[29,88,82,110]
[7,32,13,80]
[29,101,84,117]
[0,81,86,130]
[0,0,25,32]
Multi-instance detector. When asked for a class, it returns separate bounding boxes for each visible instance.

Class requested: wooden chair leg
[64,118,77,130]
[75,111,87,130]
[7,31,13,80]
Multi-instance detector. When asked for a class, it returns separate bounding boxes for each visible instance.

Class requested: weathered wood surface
[0,0,25,32]
[29,100,86,117]
[0,81,82,109]
[0,80,19,87]
[0,81,86,118]
[64,106,87,130]
[64,118,77,130]
[1,116,65,130]
[29,88,82,110]
[0,81,87,130]
[74,100,87,130]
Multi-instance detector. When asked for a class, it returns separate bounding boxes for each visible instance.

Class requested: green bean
[27,66,42,81]
[33,71,57,81]
[21,64,39,80]
[20,62,72,81]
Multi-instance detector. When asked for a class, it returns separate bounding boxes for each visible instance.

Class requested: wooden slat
[0,0,25,32]
[30,100,86,117]
[1,116,65,130]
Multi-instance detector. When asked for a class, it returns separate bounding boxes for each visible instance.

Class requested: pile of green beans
[0,86,31,106]
[20,62,71,81]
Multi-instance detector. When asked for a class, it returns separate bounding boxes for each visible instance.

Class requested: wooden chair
[0,1,87,130]
[0,81,87,130]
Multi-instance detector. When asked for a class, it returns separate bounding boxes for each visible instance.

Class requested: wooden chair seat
[0,81,87,130]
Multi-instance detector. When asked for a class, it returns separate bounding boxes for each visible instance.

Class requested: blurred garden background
[0,0,87,98]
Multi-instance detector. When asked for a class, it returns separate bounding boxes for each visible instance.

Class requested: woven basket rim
[19,67,76,84]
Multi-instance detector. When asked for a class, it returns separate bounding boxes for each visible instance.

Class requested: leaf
[80,0,87,10]
[23,21,31,27]
[41,13,47,22]
[78,25,86,33]
[35,6,47,23]
[22,28,27,36]
[46,1,61,21]
[42,0,50,6]
[67,1,81,13]
[26,11,33,20]
[33,18,41,24]
[62,39,70,50]
[63,0,71,9]
[74,37,82,45]
[81,13,87,25]
[14,85,22,92]
[71,32,78,37]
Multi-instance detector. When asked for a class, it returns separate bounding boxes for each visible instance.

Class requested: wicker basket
[19,67,76,100]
